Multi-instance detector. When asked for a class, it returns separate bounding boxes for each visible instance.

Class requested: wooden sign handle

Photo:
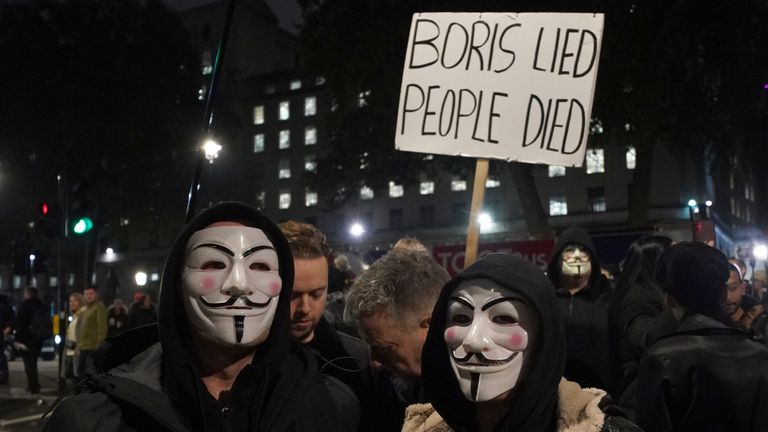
[464,158,489,268]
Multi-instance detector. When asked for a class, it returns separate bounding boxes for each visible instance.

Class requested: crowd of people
[24,201,768,431]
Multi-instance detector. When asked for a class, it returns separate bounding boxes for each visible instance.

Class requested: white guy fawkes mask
[444,279,533,402]
[560,245,592,277]
[182,224,282,347]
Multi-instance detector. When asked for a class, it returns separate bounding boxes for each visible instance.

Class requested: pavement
[0,357,62,432]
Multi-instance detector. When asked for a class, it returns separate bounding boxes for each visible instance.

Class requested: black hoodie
[545,226,619,397]
[44,202,358,432]
[422,253,566,432]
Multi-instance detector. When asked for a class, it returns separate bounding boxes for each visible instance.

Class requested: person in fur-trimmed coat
[403,254,641,432]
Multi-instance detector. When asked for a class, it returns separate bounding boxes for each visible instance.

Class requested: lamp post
[687,199,697,240]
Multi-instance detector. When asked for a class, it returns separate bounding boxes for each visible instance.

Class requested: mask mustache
[200,295,272,308]
[453,351,519,365]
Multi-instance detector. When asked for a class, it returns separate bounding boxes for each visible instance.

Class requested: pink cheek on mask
[509,333,525,349]
[270,282,280,296]
[444,328,460,343]
[202,277,215,291]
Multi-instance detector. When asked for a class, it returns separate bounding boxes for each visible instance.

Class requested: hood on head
[158,201,295,370]
[546,226,602,291]
[422,253,565,431]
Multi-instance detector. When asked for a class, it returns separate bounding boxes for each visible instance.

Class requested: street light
[755,244,768,262]
[134,271,148,287]
[203,139,222,163]
[349,222,365,238]
[478,212,494,233]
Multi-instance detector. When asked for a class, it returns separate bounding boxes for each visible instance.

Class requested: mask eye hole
[249,262,271,271]
[450,313,472,325]
[200,261,226,270]
[491,315,517,325]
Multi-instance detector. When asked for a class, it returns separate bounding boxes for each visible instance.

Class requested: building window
[304,154,316,172]
[265,84,276,95]
[305,127,317,145]
[253,105,265,125]
[588,187,607,213]
[549,196,568,216]
[451,179,467,191]
[279,101,290,121]
[389,208,403,229]
[586,148,605,174]
[389,181,404,198]
[279,159,291,179]
[279,191,291,209]
[419,206,435,226]
[548,165,566,177]
[360,186,374,200]
[290,79,302,90]
[253,134,265,153]
[256,191,265,209]
[201,50,213,75]
[486,177,501,188]
[304,96,317,116]
[305,190,318,207]
[626,146,636,170]
[420,181,435,195]
[279,130,291,149]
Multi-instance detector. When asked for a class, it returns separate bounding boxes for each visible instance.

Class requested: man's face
[290,256,328,342]
[444,279,535,402]
[84,289,97,304]
[560,244,592,278]
[182,223,282,347]
[360,311,427,382]
[724,270,744,316]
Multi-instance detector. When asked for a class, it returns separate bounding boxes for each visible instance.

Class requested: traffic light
[37,200,61,238]
[70,182,94,235]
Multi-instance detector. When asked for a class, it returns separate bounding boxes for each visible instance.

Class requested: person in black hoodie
[43,202,358,432]
[546,226,619,397]
[405,253,639,432]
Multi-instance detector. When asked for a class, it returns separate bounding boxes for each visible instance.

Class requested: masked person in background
[404,253,640,432]
[546,226,619,397]
[44,202,358,432]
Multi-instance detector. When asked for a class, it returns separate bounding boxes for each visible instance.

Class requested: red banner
[433,240,555,275]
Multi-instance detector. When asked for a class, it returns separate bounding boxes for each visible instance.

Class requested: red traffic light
[42,202,49,216]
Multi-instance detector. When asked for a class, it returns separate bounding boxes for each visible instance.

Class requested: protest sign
[395,12,604,167]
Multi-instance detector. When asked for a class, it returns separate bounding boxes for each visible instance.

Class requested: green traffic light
[73,217,93,235]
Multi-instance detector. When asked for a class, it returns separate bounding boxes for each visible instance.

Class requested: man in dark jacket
[279,220,378,431]
[16,287,49,394]
[408,253,640,432]
[546,226,619,397]
[44,202,358,432]
[636,242,768,431]
[0,294,16,384]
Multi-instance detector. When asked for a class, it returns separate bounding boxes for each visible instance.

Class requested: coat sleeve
[636,352,673,432]
[42,393,123,432]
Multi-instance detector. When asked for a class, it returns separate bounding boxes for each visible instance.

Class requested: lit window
[451,179,467,191]
[548,165,566,177]
[279,191,291,209]
[358,90,371,107]
[315,76,326,85]
[256,191,265,208]
[360,186,374,200]
[290,79,302,90]
[279,159,291,179]
[279,101,290,121]
[730,197,736,215]
[730,173,735,190]
[420,181,435,195]
[279,130,290,149]
[253,134,265,153]
[745,186,750,200]
[586,148,605,174]
[486,178,501,188]
[304,155,316,172]
[305,190,318,207]
[150,273,160,282]
[201,50,213,75]
[549,196,568,216]
[305,127,317,145]
[304,96,317,116]
[253,105,264,125]
[626,146,636,170]
[265,84,276,94]
[588,187,606,213]
[389,181,404,198]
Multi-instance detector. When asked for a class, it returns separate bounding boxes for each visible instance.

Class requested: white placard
[395,12,604,167]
